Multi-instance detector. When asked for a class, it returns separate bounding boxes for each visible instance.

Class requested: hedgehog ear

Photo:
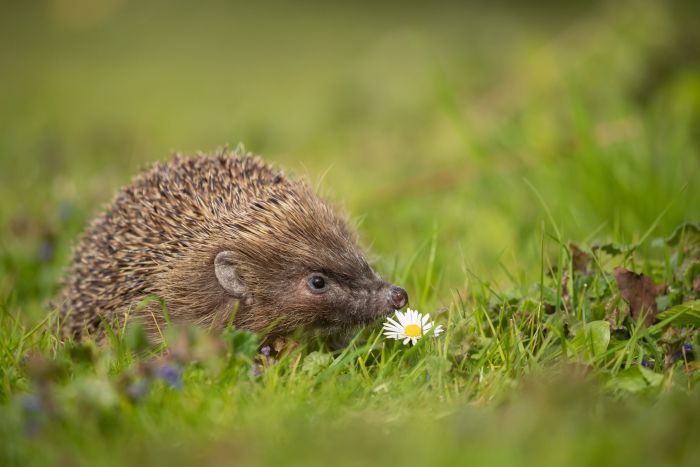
[214,251,246,298]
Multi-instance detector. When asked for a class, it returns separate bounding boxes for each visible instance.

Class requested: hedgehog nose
[389,286,408,309]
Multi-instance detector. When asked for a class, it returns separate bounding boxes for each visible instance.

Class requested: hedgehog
[58,149,409,345]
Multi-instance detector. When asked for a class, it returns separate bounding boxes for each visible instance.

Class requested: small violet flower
[155,364,183,390]
[250,364,262,379]
[125,381,149,402]
[641,357,654,369]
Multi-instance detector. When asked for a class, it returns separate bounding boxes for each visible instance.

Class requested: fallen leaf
[272,336,300,356]
[568,320,611,361]
[614,267,658,327]
[561,271,571,311]
[569,243,592,274]
[655,282,668,296]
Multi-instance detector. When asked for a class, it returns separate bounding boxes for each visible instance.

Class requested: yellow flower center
[404,324,422,337]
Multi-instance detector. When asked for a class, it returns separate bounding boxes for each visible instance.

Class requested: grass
[1,0,700,465]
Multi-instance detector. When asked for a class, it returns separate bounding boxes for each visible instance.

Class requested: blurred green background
[1,0,699,310]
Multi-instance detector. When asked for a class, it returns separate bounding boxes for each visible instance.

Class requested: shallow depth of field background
[1,0,700,466]
[3,0,698,303]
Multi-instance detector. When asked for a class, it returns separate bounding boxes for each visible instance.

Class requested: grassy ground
[1,1,700,465]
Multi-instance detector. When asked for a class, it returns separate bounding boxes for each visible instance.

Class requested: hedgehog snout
[388,285,408,310]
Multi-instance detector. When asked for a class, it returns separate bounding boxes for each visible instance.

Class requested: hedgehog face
[295,269,409,328]
[212,185,408,337]
[215,249,408,335]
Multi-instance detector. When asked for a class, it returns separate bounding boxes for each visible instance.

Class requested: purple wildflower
[641,357,654,369]
[20,394,43,414]
[260,346,271,358]
[250,364,262,378]
[155,364,183,390]
[670,344,695,365]
[20,394,44,438]
[125,381,149,402]
[37,240,54,263]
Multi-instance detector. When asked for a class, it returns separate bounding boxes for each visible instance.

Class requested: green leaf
[639,366,664,387]
[124,322,151,355]
[569,320,610,360]
[301,351,333,376]
[63,378,119,410]
[591,241,638,257]
[684,261,700,286]
[424,356,452,378]
[665,223,700,247]
[222,328,259,360]
[65,341,96,365]
[656,300,700,327]
[607,365,664,394]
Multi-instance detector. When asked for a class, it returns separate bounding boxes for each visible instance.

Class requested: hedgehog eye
[307,275,327,293]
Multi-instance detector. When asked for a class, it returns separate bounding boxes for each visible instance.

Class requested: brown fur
[58,149,404,342]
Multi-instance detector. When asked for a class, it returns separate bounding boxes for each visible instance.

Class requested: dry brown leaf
[569,243,592,274]
[613,267,658,327]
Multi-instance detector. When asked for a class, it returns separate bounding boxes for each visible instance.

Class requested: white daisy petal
[400,310,409,325]
[396,311,409,328]
[421,313,431,326]
[383,317,402,330]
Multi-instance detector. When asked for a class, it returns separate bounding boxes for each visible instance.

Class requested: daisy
[383,308,445,346]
